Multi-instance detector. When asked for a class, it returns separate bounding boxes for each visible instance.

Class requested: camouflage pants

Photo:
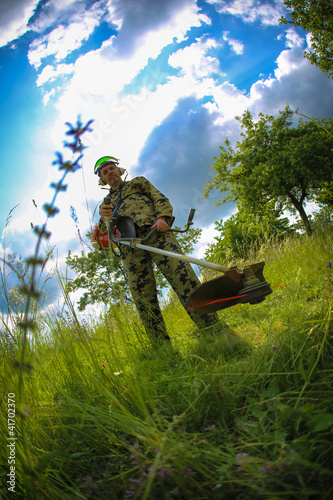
[121,227,220,341]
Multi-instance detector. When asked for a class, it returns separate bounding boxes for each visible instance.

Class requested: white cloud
[42,3,211,158]
[36,63,75,87]
[28,7,103,69]
[222,31,244,55]
[0,0,39,48]
[107,0,206,56]
[137,4,211,57]
[305,31,318,56]
[30,0,117,34]
[25,1,120,70]
[274,46,307,79]
[168,38,221,78]
[0,0,109,50]
[0,241,10,260]
[42,89,56,106]
[207,0,286,26]
[195,222,219,259]
[248,45,333,119]
[285,28,304,49]
[97,2,209,74]
[204,82,250,123]
[2,167,95,271]
[28,0,205,75]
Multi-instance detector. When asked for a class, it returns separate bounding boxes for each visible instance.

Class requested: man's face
[99,163,121,188]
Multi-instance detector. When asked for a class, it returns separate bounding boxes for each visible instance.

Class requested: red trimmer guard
[187,262,273,315]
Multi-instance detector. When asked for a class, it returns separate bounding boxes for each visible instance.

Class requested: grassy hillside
[1,225,333,500]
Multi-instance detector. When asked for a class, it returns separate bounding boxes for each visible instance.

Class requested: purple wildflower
[328,262,332,268]
[204,424,216,431]
[182,466,196,476]
[101,363,106,367]
[236,453,248,464]
[129,478,143,486]
[272,345,278,350]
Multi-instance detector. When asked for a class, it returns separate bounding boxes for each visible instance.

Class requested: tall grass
[1,219,332,499]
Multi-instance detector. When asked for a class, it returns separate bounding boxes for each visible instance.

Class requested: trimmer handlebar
[173,207,195,233]
[142,208,196,244]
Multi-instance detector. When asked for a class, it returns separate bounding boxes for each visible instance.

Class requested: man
[95,155,221,344]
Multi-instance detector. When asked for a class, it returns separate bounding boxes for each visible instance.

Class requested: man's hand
[99,203,113,221]
[151,217,169,232]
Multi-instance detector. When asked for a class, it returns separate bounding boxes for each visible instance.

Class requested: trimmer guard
[187,262,272,315]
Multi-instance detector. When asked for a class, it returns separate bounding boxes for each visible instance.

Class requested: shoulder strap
[112,181,128,218]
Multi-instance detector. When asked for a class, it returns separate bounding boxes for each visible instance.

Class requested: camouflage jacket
[98,176,175,232]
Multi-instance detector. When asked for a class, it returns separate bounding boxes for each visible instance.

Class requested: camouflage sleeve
[137,176,175,226]
[97,217,107,233]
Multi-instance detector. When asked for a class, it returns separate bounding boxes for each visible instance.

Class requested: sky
[1,0,333,314]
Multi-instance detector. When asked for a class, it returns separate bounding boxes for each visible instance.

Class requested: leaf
[50,181,68,192]
[69,452,86,459]
[310,413,333,432]
[33,225,51,239]
[43,203,60,217]
[249,404,267,420]
[25,257,44,266]
[265,377,280,399]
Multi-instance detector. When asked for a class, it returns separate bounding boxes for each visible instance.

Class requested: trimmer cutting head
[187,262,272,315]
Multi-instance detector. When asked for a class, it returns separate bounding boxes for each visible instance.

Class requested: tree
[203,105,333,236]
[315,180,333,209]
[204,209,295,265]
[66,226,202,310]
[280,0,333,78]
[66,246,128,311]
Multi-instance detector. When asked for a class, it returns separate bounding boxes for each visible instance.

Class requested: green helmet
[94,156,119,175]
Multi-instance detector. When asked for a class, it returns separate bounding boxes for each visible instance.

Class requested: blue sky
[1,0,333,312]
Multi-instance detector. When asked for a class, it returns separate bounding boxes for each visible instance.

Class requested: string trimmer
[92,208,273,314]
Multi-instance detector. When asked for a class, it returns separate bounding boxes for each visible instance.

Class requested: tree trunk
[288,192,312,236]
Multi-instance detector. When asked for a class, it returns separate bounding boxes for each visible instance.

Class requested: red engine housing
[92,225,110,249]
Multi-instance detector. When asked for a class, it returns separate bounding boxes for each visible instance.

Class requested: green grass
[1,225,333,500]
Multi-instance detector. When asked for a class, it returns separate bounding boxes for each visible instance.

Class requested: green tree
[316,180,333,208]
[204,209,295,265]
[280,0,333,78]
[66,226,202,310]
[203,105,333,236]
[66,246,128,311]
